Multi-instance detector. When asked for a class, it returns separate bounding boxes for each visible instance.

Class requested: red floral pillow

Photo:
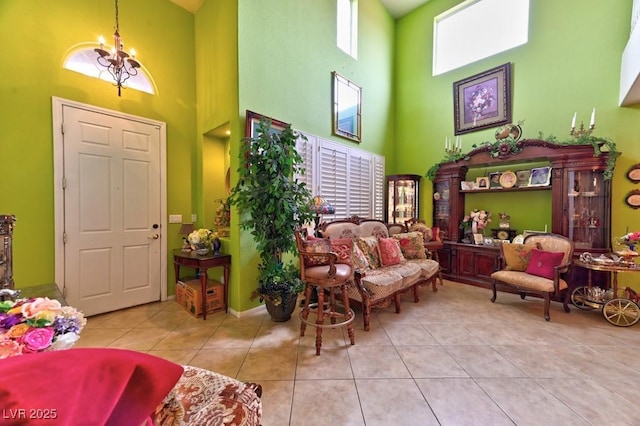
[302,238,331,267]
[392,232,427,259]
[378,237,406,266]
[525,249,565,280]
[330,238,353,265]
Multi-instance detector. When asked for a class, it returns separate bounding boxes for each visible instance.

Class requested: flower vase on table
[193,244,210,255]
[212,237,221,255]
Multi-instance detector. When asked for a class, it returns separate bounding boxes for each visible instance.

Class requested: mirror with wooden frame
[332,72,362,143]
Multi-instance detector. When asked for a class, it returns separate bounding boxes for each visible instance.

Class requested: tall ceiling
[169,0,430,19]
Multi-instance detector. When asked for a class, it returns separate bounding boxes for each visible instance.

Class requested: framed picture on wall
[529,166,552,187]
[453,63,512,135]
[244,110,288,167]
[488,172,503,189]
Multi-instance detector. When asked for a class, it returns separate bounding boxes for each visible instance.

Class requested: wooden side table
[173,249,231,319]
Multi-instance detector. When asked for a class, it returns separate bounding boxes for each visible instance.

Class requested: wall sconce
[178,223,195,252]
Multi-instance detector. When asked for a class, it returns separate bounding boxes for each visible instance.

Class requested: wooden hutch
[432,140,613,289]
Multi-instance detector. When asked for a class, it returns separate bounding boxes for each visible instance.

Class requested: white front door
[53,98,166,316]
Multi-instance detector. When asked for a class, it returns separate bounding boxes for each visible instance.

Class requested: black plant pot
[265,292,298,322]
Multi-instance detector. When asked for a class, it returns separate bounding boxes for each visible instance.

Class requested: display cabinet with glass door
[386,174,421,224]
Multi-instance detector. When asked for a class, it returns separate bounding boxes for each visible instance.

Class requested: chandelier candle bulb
[571,112,576,129]
[590,108,596,127]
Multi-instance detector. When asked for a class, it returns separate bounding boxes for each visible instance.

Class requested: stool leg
[341,283,355,346]
[300,284,313,337]
[315,286,325,355]
[329,287,337,325]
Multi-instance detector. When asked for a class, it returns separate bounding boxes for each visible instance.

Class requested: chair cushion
[357,236,382,268]
[525,249,565,280]
[392,231,427,259]
[492,270,568,292]
[302,238,331,267]
[406,258,440,279]
[330,238,353,265]
[503,243,539,271]
[378,237,406,266]
[304,264,353,281]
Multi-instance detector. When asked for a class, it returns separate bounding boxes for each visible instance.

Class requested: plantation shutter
[295,133,315,191]
[318,140,348,221]
[373,155,385,220]
[348,150,371,217]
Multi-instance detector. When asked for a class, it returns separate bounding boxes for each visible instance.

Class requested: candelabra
[445,145,462,156]
[445,136,463,156]
[570,121,595,138]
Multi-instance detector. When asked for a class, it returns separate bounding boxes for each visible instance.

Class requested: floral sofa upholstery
[318,217,440,331]
[154,365,262,425]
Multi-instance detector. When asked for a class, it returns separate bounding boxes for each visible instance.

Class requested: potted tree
[229,118,314,321]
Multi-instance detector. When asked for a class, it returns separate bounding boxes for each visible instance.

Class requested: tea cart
[571,255,640,327]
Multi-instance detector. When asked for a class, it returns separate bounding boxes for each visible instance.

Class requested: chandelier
[94,0,140,96]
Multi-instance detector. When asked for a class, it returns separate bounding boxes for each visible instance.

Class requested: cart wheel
[571,286,595,311]
[602,298,640,327]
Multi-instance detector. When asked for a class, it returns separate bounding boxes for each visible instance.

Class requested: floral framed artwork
[453,63,512,135]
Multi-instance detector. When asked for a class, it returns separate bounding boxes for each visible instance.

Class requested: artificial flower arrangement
[0,297,86,358]
[617,231,640,253]
[187,228,214,249]
[460,209,492,230]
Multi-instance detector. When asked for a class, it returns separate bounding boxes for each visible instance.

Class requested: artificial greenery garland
[426,132,619,181]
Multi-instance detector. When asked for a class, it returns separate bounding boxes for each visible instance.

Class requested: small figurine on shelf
[498,212,510,229]
[213,198,231,237]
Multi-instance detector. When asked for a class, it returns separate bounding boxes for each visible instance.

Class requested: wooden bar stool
[295,229,355,355]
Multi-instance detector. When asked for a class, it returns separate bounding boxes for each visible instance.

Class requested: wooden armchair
[490,233,574,321]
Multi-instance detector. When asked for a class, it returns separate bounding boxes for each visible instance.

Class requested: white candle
[590,108,596,127]
[571,112,576,129]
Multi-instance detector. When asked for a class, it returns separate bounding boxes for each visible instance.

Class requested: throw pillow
[502,243,539,271]
[409,223,433,243]
[330,238,353,265]
[351,243,370,271]
[357,236,382,269]
[378,237,406,266]
[392,231,427,259]
[525,249,565,280]
[301,238,331,267]
[0,348,183,425]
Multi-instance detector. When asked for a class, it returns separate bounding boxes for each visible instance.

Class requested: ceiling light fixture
[94,0,140,96]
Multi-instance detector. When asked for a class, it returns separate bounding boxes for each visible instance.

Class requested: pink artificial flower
[0,338,23,358]
[22,327,55,352]
[21,297,62,319]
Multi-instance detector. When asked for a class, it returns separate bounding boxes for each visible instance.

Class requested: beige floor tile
[492,345,587,379]
[108,327,172,351]
[535,378,638,425]
[236,347,298,381]
[253,320,301,347]
[136,309,192,329]
[189,348,249,378]
[299,324,347,350]
[153,326,217,350]
[476,378,589,426]
[415,378,514,425]
[396,345,468,378]
[296,345,354,379]
[147,349,197,365]
[201,324,260,349]
[348,346,411,379]
[74,327,131,348]
[383,323,439,346]
[290,379,364,426]
[258,380,295,426]
[357,378,439,425]
[424,323,484,345]
[444,345,525,378]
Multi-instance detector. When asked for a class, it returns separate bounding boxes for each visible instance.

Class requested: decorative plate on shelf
[495,123,522,142]
[512,234,524,244]
[499,171,517,188]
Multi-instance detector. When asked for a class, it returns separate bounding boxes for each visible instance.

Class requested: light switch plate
[191,214,197,222]
[169,214,182,224]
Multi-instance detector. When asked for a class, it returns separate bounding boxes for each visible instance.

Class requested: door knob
[148,233,160,239]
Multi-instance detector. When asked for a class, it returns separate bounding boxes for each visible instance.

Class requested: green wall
[396,0,640,287]
[226,0,396,311]
[0,0,196,289]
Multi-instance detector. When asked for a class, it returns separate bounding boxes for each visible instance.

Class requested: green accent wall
[0,0,196,292]
[396,0,640,289]
[2,0,640,306]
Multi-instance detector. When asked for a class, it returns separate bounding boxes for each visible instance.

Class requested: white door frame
[51,97,168,302]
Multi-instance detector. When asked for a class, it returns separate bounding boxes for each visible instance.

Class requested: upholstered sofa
[317,217,440,331]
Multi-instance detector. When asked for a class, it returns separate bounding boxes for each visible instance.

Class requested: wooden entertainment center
[432,139,613,289]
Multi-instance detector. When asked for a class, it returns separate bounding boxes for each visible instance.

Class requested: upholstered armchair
[491,233,574,321]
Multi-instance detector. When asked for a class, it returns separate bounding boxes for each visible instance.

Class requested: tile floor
[77,280,640,426]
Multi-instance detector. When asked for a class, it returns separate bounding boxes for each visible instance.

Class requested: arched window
[63,43,156,95]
